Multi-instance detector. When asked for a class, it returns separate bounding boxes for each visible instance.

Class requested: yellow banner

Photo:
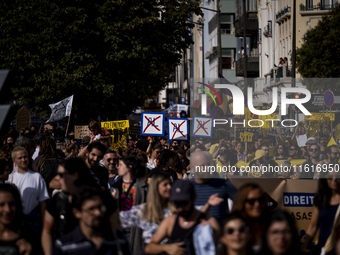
[306,113,335,121]
[101,120,129,130]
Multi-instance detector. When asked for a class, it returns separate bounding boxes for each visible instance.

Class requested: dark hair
[151,142,163,152]
[87,141,106,155]
[175,148,184,155]
[157,150,176,168]
[72,186,102,211]
[121,155,146,180]
[275,143,289,158]
[193,144,206,151]
[34,133,46,147]
[0,184,24,232]
[82,136,91,147]
[315,162,340,209]
[326,145,338,155]
[320,133,329,140]
[37,137,56,172]
[220,150,238,166]
[261,209,301,255]
[60,158,99,189]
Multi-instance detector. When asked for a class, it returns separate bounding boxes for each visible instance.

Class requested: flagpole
[65,115,71,137]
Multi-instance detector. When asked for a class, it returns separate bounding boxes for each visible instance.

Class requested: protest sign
[74,125,91,139]
[101,120,130,143]
[16,106,30,129]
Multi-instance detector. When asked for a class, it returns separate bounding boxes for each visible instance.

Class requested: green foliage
[0,0,202,122]
[296,5,340,92]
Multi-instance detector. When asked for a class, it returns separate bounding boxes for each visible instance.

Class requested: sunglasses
[225,226,249,235]
[107,158,118,163]
[173,201,187,207]
[245,196,266,205]
[309,148,319,152]
[331,152,340,155]
[278,147,283,149]
[289,148,295,151]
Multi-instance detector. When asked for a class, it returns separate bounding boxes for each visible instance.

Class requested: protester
[53,186,130,255]
[145,180,220,255]
[88,120,110,140]
[232,183,271,252]
[261,209,301,255]
[0,184,33,255]
[42,158,117,255]
[148,150,178,183]
[314,145,340,179]
[146,142,162,171]
[273,144,288,160]
[102,150,120,187]
[302,164,340,253]
[84,141,109,188]
[300,143,321,179]
[219,213,253,255]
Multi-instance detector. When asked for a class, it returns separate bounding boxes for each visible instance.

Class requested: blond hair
[11,147,28,160]
[142,174,176,224]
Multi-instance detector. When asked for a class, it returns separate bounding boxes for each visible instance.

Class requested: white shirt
[32,147,40,160]
[7,170,49,214]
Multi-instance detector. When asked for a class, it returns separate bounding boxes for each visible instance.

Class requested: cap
[306,137,317,145]
[254,150,266,160]
[170,180,195,201]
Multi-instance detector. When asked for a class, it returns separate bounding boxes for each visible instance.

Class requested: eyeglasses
[225,226,249,235]
[82,204,106,214]
[245,196,266,205]
[309,148,319,152]
[289,148,295,151]
[278,147,283,150]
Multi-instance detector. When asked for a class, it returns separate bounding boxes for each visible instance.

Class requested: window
[247,0,257,11]
[220,15,234,34]
[222,48,235,69]
[306,0,313,9]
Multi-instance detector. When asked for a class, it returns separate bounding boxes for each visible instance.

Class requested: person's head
[143,174,173,224]
[11,147,28,171]
[284,138,291,148]
[86,141,106,167]
[308,144,320,159]
[160,137,166,146]
[14,136,31,154]
[247,142,254,151]
[171,141,179,147]
[191,150,214,179]
[257,136,263,148]
[232,183,269,220]
[260,143,270,155]
[0,184,24,232]
[103,151,118,171]
[150,142,163,159]
[6,136,13,144]
[57,158,99,194]
[326,145,340,162]
[275,143,287,157]
[170,180,196,218]
[263,209,300,255]
[320,134,329,146]
[72,186,106,230]
[117,155,145,180]
[175,148,185,161]
[219,151,238,167]
[88,121,101,135]
[157,150,176,169]
[99,138,110,149]
[220,213,251,254]
[279,161,292,178]
[288,144,299,157]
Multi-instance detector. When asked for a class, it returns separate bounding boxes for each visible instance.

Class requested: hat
[306,137,317,145]
[170,180,195,201]
[254,150,266,160]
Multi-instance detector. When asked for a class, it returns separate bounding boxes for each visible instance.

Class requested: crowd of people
[0,121,339,255]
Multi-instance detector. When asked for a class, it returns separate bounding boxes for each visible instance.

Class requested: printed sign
[101,120,129,130]
[191,116,214,138]
[16,106,31,129]
[167,118,189,141]
[168,104,189,118]
[140,112,165,136]
[74,125,91,139]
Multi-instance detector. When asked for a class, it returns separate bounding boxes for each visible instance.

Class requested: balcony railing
[299,1,339,11]
[276,6,291,20]
[236,54,259,76]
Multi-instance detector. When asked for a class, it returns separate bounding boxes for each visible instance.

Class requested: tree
[296,5,340,92]
[0,0,202,122]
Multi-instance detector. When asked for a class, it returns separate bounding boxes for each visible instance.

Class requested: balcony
[299,1,339,15]
[234,12,258,37]
[236,54,259,77]
[276,6,291,23]
[269,65,292,83]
